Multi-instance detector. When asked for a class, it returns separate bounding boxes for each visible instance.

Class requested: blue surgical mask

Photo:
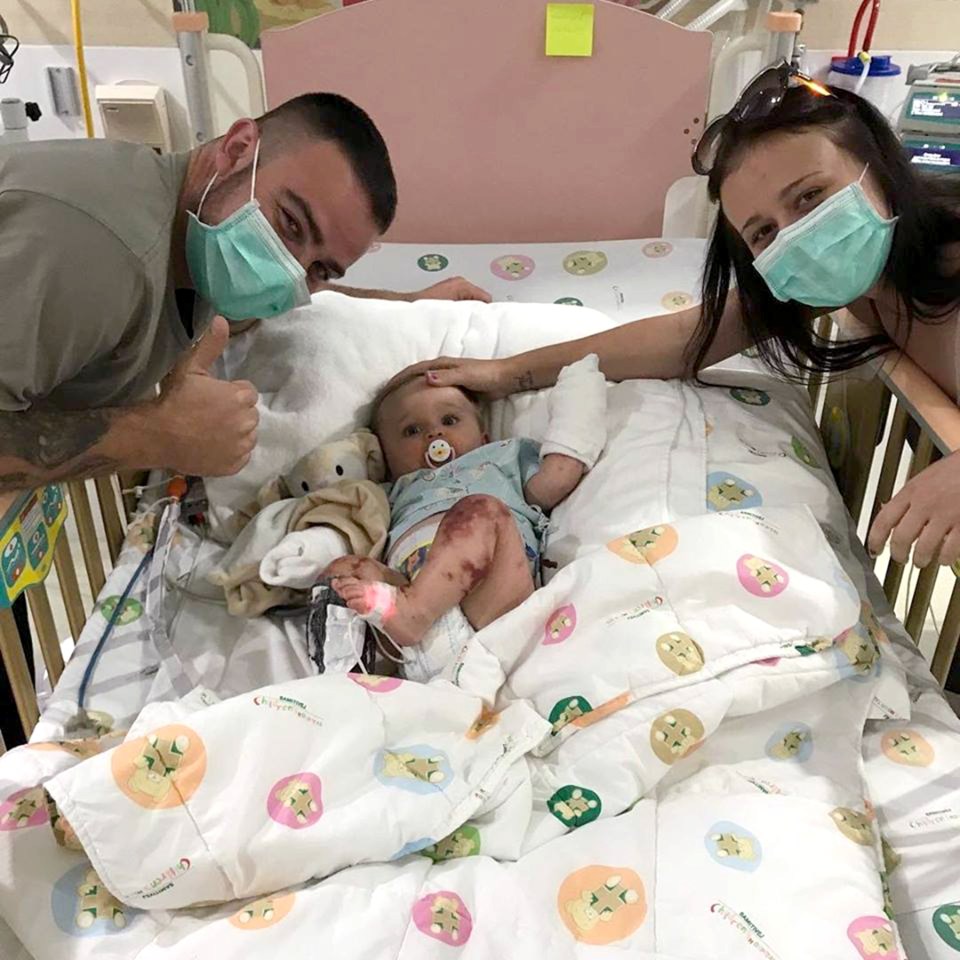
[186,140,311,321]
[753,168,897,309]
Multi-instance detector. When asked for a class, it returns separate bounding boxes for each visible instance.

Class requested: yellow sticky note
[545,3,594,57]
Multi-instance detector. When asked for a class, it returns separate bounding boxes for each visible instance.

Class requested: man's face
[377,378,488,478]
[200,132,380,292]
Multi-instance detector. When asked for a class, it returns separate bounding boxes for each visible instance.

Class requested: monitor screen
[903,139,960,171]
[908,89,960,123]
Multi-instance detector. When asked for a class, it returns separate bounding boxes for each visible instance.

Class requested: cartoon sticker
[348,673,402,693]
[375,745,453,793]
[41,485,64,525]
[607,524,678,565]
[705,821,762,872]
[729,386,770,406]
[650,709,705,765]
[417,253,449,272]
[412,890,473,946]
[229,892,296,930]
[557,865,646,944]
[737,555,789,597]
[847,915,900,959]
[765,722,813,762]
[98,595,144,626]
[656,632,705,676]
[549,695,594,735]
[661,291,693,312]
[933,903,960,953]
[706,472,762,511]
[881,729,934,767]
[0,786,50,831]
[548,786,602,829]
[266,772,323,829]
[422,825,482,862]
[555,297,583,306]
[789,436,821,468]
[831,807,875,846]
[110,723,206,809]
[27,526,49,568]
[643,241,673,258]
[833,625,881,680]
[2,534,26,587]
[490,253,535,281]
[544,604,577,645]
[51,864,138,937]
[563,250,608,276]
[465,707,499,740]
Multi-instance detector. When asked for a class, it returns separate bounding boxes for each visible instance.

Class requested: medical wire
[70,0,95,138]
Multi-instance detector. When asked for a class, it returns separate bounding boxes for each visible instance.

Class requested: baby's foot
[332,577,432,647]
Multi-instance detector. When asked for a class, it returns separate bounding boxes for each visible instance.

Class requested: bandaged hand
[260,528,351,590]
[540,354,608,469]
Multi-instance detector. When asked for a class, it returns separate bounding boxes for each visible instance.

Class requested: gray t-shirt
[0,139,197,412]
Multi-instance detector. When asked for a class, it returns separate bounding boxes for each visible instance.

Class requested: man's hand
[150,317,260,477]
[868,450,960,568]
[409,277,492,302]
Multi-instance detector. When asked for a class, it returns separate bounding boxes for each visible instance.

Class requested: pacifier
[425,438,455,468]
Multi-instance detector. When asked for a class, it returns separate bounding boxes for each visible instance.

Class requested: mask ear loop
[194,135,262,223]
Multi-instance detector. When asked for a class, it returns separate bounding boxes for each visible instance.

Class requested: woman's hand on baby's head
[385,356,516,401]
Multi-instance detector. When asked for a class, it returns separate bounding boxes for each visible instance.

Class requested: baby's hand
[260,528,351,589]
[524,453,585,511]
[540,354,608,469]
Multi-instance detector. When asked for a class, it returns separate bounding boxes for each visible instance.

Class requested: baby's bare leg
[333,494,533,646]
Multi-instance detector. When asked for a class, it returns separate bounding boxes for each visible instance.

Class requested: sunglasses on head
[692,59,834,177]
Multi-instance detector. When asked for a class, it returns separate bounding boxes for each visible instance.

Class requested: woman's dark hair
[689,84,960,380]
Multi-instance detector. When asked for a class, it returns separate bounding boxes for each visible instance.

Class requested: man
[0,92,489,494]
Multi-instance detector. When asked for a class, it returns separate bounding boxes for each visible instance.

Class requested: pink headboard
[262,0,711,243]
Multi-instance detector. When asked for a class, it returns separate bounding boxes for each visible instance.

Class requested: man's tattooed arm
[0,405,150,493]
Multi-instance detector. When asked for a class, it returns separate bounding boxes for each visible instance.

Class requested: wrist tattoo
[516,370,535,391]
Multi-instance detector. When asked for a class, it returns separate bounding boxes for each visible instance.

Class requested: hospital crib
[1,324,959,746]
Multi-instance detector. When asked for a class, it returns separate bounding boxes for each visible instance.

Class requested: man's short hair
[258,92,397,233]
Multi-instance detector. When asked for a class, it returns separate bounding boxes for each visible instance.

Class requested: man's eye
[402,425,420,438]
[281,209,301,239]
[442,415,459,426]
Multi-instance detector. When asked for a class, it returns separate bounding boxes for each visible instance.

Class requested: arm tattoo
[515,370,535,392]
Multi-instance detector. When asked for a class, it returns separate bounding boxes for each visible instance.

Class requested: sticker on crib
[544,604,577,644]
[348,673,402,693]
[729,386,770,406]
[549,695,594,735]
[0,786,50,831]
[267,772,324,829]
[933,904,960,953]
[110,723,207,810]
[52,863,139,937]
[765,722,813,762]
[881,729,935,767]
[661,291,694,312]
[490,253,535,281]
[705,822,762,872]
[555,296,583,306]
[421,825,482,862]
[736,555,789,597]
[97,595,144,625]
[831,807,875,846]
[412,890,473,946]
[229,893,296,930]
[607,524,678,565]
[465,706,499,739]
[548,785,602,829]
[643,241,673,258]
[847,915,900,959]
[417,254,449,272]
[656,631,705,675]
[557,865,646,944]
[563,250,607,275]
[375,745,453,793]
[650,709,704,765]
[706,472,762,512]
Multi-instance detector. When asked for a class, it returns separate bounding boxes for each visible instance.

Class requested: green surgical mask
[753,167,897,309]
[186,140,311,321]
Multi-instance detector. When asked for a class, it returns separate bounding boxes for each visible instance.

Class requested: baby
[326,355,607,681]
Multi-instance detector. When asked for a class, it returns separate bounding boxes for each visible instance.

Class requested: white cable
[688,0,745,32]
[657,0,695,20]
[853,53,872,96]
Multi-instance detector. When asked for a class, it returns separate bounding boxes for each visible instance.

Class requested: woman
[397,64,960,569]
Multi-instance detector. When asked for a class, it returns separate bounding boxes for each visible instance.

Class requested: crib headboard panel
[261,0,711,243]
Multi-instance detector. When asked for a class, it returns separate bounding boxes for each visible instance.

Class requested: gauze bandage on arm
[539,353,608,469]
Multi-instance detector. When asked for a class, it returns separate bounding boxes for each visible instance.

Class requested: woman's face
[719,130,891,259]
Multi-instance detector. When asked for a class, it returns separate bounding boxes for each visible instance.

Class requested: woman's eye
[751,224,775,247]
[402,425,420,438]
[798,187,823,208]
[281,209,301,240]
[442,415,459,426]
